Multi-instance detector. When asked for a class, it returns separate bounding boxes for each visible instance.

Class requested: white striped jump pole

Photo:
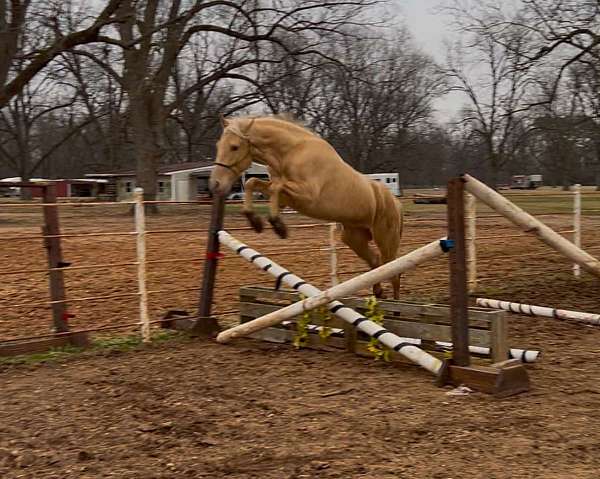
[462,174,600,277]
[217,230,452,376]
[434,341,539,363]
[477,298,600,326]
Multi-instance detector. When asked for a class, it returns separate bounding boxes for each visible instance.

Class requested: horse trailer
[367,173,401,196]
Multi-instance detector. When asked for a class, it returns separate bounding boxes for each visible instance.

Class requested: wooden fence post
[134,188,151,342]
[42,184,70,333]
[447,177,470,367]
[193,194,226,335]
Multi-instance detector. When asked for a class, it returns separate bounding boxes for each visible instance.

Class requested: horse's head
[209,116,255,196]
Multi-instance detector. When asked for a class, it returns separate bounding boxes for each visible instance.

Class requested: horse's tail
[371,181,403,298]
[371,181,403,263]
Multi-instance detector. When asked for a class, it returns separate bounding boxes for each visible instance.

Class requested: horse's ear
[219,113,229,128]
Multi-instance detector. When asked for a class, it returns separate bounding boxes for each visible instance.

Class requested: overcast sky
[398,0,463,121]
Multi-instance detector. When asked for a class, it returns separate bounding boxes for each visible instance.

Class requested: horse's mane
[230,113,320,138]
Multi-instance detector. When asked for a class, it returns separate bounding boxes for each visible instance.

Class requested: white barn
[86,161,269,201]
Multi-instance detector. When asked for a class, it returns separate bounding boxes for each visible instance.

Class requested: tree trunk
[488,156,499,190]
[595,138,600,191]
[130,97,161,214]
[19,142,32,200]
[19,168,32,200]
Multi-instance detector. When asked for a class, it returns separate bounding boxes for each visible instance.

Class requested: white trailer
[510,174,543,189]
[367,173,401,196]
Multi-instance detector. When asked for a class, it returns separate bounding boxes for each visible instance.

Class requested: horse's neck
[250,122,302,172]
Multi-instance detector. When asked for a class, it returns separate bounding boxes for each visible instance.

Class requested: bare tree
[442,1,536,185]
[0,0,128,108]
[62,1,384,208]
[0,64,100,196]
[516,1,600,80]
[314,30,445,172]
[568,62,600,189]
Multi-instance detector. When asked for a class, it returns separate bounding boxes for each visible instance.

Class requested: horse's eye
[231,145,239,151]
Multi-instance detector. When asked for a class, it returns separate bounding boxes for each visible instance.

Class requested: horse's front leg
[267,181,288,239]
[243,178,272,233]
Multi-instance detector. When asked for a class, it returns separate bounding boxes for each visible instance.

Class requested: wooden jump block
[160,310,198,332]
[239,286,533,396]
[239,286,521,364]
[0,331,90,358]
[439,359,531,398]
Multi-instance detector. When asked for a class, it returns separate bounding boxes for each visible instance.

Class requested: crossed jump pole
[216,230,451,375]
[217,231,540,363]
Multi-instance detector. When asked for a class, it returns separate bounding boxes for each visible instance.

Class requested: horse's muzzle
[209,178,231,196]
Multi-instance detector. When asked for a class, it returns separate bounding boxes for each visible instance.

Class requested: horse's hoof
[269,216,288,239]
[373,284,385,299]
[243,211,264,233]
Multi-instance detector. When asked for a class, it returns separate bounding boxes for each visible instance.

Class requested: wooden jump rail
[462,174,600,277]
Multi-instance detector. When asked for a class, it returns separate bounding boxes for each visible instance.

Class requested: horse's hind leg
[341,226,384,298]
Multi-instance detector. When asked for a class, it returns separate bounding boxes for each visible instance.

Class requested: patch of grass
[401,192,600,217]
[0,330,183,367]
[1,344,86,366]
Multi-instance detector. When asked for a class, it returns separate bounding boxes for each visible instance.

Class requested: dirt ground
[3,326,600,479]
[1,196,600,477]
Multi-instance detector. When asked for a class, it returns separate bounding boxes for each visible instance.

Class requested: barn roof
[85,160,215,178]
[85,160,268,178]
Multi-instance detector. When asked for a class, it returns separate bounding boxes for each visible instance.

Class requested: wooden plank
[0,332,90,357]
[241,302,493,346]
[240,302,346,330]
[383,318,491,346]
[342,298,496,328]
[490,310,509,363]
[447,177,470,366]
[242,286,501,326]
[246,326,449,367]
[248,327,348,351]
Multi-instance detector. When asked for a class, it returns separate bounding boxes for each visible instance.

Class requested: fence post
[193,193,226,335]
[573,183,581,278]
[329,223,339,286]
[465,192,477,293]
[134,188,151,342]
[42,184,69,333]
[446,177,470,367]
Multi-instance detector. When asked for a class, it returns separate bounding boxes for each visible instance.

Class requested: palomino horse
[209,114,403,298]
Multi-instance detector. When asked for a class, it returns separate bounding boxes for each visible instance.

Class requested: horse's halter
[213,121,256,176]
